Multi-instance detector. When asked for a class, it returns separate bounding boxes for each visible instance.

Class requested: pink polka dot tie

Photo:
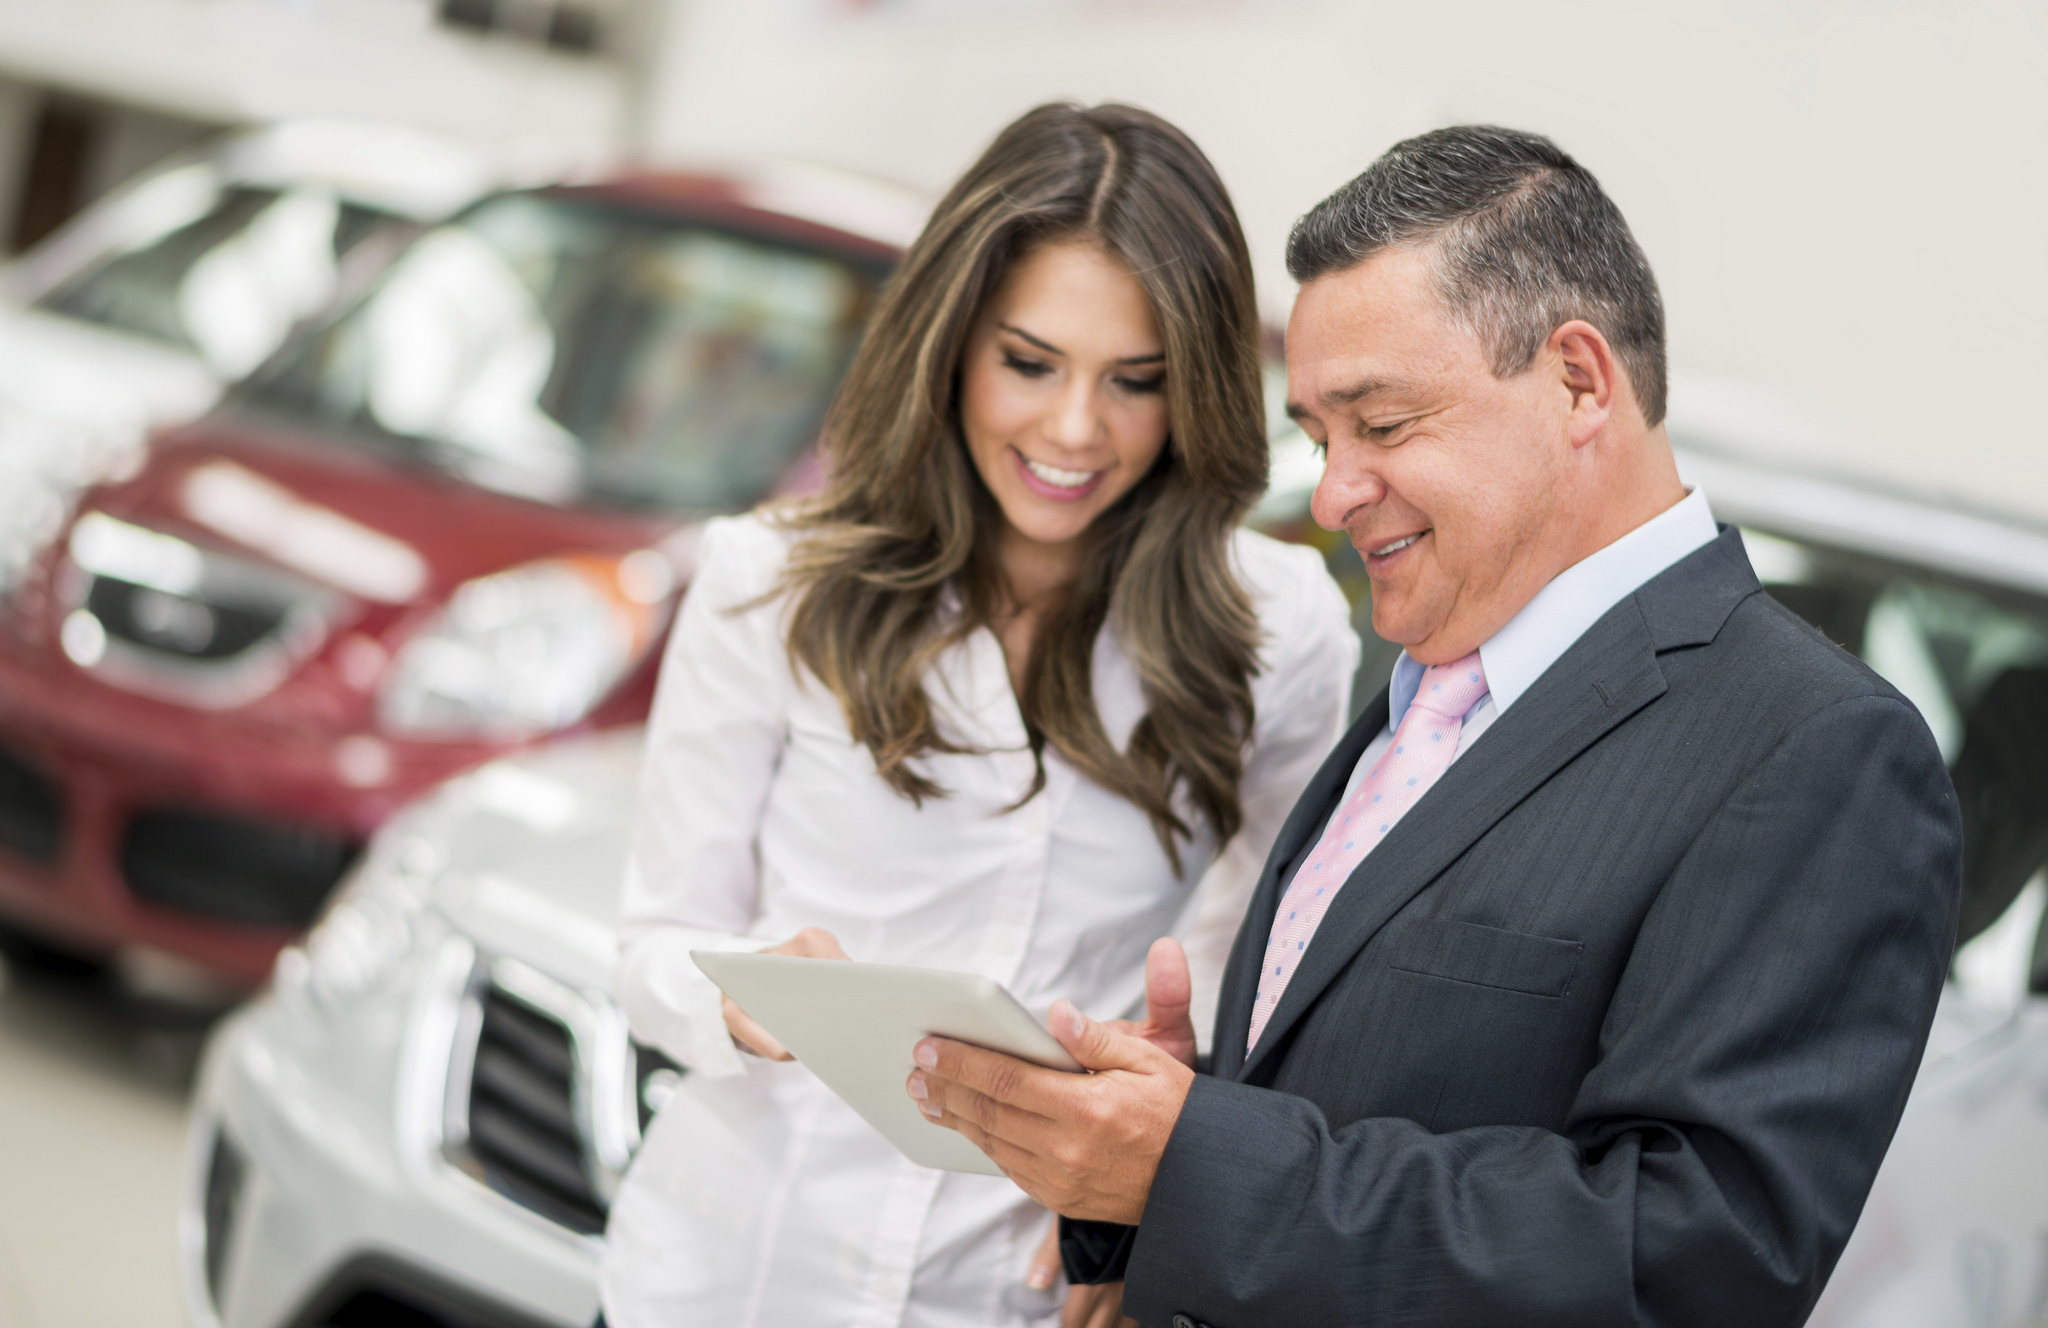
[1246,651,1490,1052]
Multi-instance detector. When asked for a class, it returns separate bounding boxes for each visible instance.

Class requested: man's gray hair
[1287,126,1667,426]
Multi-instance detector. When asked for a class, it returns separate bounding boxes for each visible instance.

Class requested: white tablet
[691,951,1082,1176]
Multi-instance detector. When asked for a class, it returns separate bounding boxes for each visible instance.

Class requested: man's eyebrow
[998,322,1163,366]
[1326,375,1411,406]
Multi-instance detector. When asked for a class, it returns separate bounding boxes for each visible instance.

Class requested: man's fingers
[911,1070,1065,1160]
[913,1034,1094,1117]
[1048,999,1156,1073]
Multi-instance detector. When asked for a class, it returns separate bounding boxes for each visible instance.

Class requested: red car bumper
[0,640,504,987]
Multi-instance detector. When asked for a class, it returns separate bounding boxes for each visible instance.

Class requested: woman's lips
[1013,448,1106,502]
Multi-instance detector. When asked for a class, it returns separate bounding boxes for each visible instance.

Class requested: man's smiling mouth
[1369,531,1427,557]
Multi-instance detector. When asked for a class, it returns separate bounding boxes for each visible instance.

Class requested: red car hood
[101,414,682,597]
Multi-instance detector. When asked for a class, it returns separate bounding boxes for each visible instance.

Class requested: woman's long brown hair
[772,102,1268,863]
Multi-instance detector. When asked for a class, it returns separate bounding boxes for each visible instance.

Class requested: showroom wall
[642,0,2048,527]
[0,0,641,250]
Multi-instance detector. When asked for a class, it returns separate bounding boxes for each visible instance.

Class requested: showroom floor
[0,944,218,1328]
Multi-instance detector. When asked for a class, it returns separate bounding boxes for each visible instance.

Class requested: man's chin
[1368,597,1431,653]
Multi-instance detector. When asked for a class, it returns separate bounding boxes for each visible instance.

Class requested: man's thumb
[1144,938,1193,1032]
[1049,998,1143,1071]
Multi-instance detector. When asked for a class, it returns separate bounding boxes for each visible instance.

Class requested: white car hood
[0,306,218,433]
[412,728,645,991]
[0,308,220,577]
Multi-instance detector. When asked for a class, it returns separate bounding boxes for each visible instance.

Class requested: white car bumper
[180,936,613,1328]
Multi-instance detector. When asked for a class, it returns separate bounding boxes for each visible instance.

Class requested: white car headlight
[276,824,443,1013]
[378,551,673,740]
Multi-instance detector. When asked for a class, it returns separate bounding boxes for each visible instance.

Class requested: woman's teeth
[1024,458,1097,489]
[1372,533,1423,556]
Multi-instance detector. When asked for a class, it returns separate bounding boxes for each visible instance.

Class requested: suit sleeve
[1119,693,1961,1328]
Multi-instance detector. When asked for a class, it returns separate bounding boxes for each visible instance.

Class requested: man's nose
[1310,446,1387,533]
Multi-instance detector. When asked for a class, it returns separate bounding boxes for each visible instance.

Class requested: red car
[0,167,914,985]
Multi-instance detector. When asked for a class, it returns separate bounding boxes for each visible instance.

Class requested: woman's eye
[1002,352,1053,378]
[1114,375,1166,395]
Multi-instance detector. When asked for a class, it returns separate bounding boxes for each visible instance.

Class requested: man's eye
[1002,352,1053,378]
[1114,374,1165,395]
[1362,421,1407,441]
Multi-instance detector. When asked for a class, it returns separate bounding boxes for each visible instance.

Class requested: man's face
[1288,248,1572,665]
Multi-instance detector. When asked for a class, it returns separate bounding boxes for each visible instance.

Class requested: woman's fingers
[722,994,792,1060]
[1060,1280,1130,1328]
[771,927,851,961]
[1027,1220,1062,1290]
[723,928,846,1059]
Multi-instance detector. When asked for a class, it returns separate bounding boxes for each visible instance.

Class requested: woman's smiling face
[958,238,1170,565]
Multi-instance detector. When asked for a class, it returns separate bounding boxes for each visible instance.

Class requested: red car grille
[119,807,361,927]
[83,574,286,663]
[0,741,64,864]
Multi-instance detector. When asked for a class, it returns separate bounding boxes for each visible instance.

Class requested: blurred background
[0,2,2042,1327]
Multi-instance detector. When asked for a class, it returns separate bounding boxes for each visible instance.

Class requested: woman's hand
[1027,1222,1135,1328]
[722,927,850,1060]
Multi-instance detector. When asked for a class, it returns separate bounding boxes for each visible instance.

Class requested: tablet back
[691,952,1081,1176]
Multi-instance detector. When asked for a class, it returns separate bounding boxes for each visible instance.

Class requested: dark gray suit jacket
[1066,527,1962,1327]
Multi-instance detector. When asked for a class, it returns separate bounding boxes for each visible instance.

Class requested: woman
[602,102,1356,1328]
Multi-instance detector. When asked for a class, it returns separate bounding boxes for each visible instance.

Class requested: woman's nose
[1047,380,1099,451]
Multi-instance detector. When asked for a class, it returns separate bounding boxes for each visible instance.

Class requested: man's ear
[1550,319,1619,449]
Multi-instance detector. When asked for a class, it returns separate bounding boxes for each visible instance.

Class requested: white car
[182,441,2048,1328]
[0,120,492,597]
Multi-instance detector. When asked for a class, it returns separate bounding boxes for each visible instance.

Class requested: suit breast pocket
[1388,918,1583,998]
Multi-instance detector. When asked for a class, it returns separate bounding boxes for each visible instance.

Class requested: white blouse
[602,513,1357,1328]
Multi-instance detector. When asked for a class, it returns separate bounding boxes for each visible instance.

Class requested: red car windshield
[238,191,884,513]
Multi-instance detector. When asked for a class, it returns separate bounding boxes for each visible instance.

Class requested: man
[906,125,1962,1326]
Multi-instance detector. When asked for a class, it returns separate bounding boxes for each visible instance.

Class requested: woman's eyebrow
[998,322,1164,366]
[999,322,1064,355]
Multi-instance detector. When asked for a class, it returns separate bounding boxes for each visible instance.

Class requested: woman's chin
[1005,513,1098,553]
[991,493,1101,549]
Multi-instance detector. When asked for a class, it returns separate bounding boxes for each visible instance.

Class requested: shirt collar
[1385,487,1719,726]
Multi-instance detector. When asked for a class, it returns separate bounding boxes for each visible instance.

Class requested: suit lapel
[1235,597,1668,1082]
[1211,690,1389,1081]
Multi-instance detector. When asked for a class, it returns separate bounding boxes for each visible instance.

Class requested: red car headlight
[377,551,673,740]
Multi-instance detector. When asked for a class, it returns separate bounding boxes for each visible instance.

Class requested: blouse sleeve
[613,516,796,1079]
[1176,537,1360,1051]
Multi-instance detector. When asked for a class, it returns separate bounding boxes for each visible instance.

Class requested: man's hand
[722,926,848,1059]
[1104,938,1198,1070]
[905,971,1195,1223]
